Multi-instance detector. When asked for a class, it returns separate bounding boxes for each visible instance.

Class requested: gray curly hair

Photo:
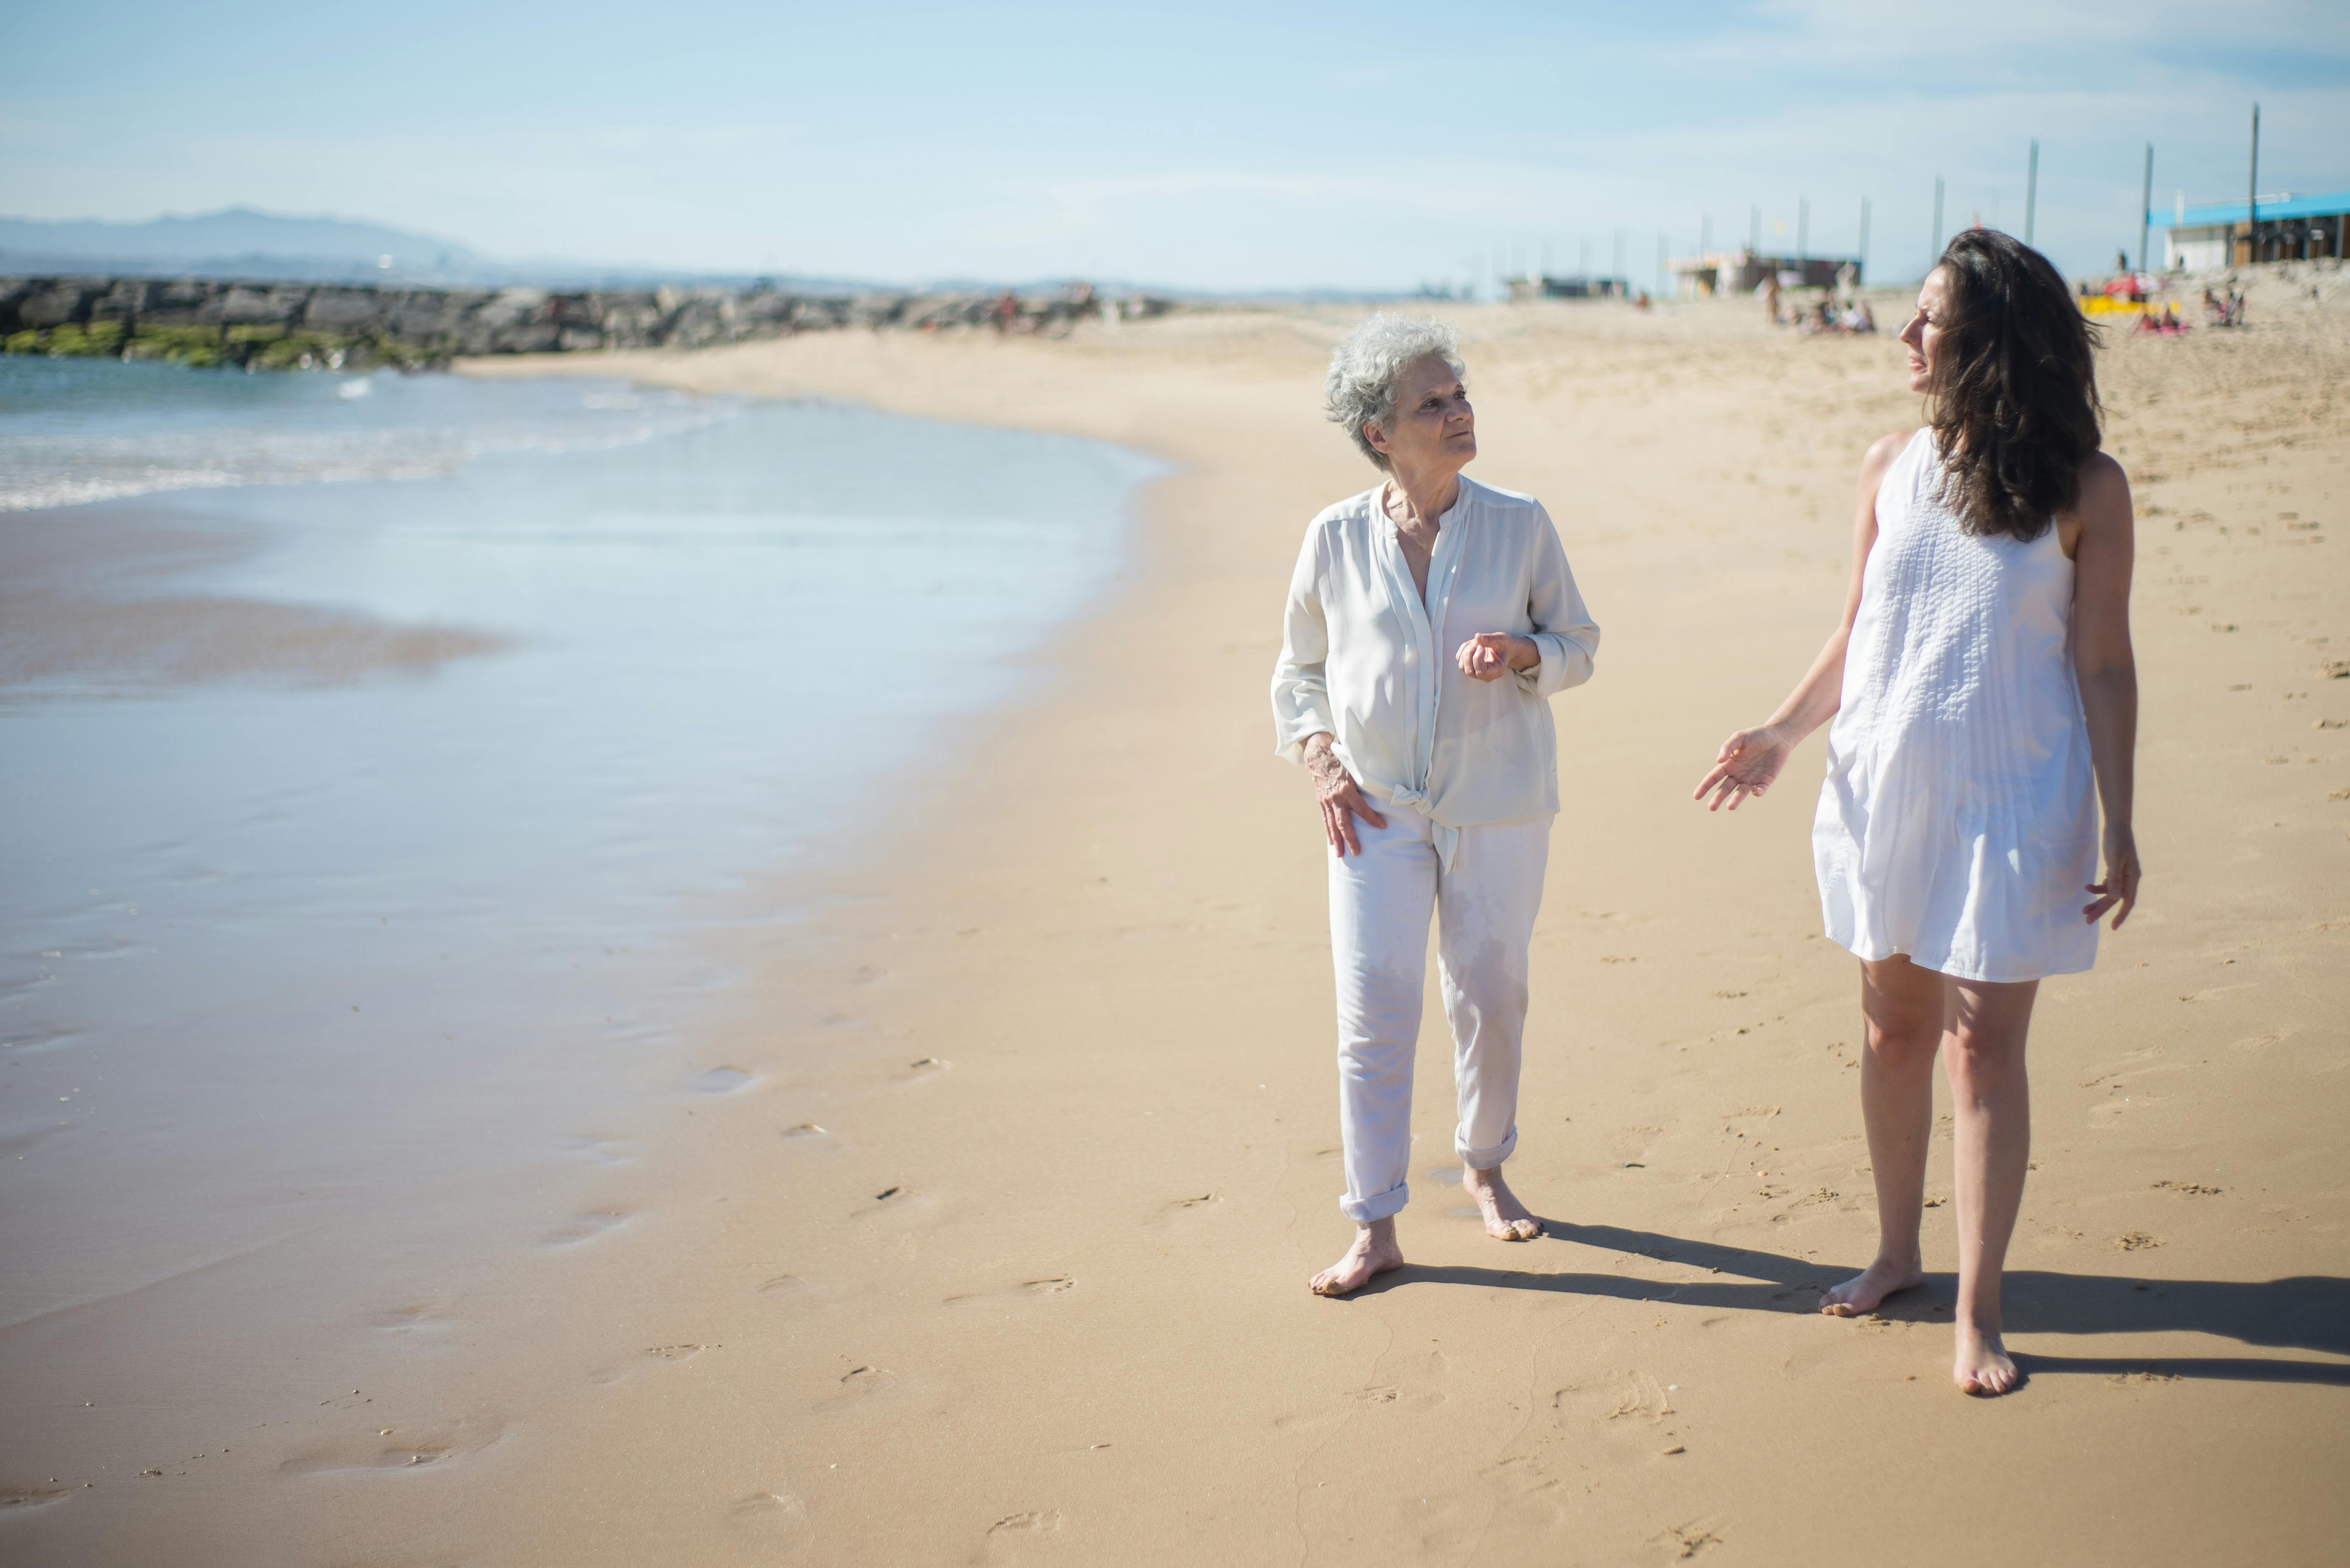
[1323,313,1466,471]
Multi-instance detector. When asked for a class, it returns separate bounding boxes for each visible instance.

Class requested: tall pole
[2024,139,2039,245]
[1931,175,1945,264]
[2248,102,2261,264]
[1859,197,1871,281]
[2138,143,2154,272]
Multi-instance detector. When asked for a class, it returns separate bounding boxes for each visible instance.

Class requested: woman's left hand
[2083,823,2142,928]
[1456,632,1537,682]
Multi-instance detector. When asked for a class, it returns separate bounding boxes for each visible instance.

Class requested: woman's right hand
[1304,733,1387,855]
[1693,725,1793,812]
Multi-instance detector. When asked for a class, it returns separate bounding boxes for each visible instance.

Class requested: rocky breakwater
[0,276,1169,371]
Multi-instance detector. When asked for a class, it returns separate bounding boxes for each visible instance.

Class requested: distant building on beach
[1506,275,1628,301]
[2150,190,2350,270]
[1664,250,1858,298]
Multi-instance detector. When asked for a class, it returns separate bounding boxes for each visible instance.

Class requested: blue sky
[5,0,2347,291]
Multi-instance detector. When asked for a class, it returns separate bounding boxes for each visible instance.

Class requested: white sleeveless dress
[1812,428,2100,983]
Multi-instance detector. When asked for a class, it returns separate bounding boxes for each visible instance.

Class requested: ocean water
[0,357,1161,1326]
[0,355,735,512]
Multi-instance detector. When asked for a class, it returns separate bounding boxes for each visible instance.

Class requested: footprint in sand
[812,1364,895,1412]
[731,1489,809,1541]
[1597,1374,1673,1426]
[0,1487,74,1516]
[851,1187,945,1231]
[2113,1231,2164,1252]
[585,1343,717,1387]
[780,1123,845,1152]
[1653,1521,1725,1559]
[987,1510,1064,1535]
[540,1211,629,1248]
[278,1420,500,1476]
[944,1276,1074,1306]
[367,1303,448,1334]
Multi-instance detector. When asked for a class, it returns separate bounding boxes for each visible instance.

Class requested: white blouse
[1271,476,1600,865]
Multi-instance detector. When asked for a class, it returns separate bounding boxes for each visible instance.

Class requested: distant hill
[0,205,1316,299]
[0,207,495,282]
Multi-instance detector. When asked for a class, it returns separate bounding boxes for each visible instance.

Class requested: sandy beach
[8,285,2347,1564]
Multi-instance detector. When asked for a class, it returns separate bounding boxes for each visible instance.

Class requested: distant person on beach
[1273,315,1602,1297]
[1692,230,2140,1396]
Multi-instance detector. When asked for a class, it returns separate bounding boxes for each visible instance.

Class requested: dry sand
[9,285,2347,1563]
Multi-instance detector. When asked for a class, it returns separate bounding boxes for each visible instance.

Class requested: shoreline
[8,297,2346,1563]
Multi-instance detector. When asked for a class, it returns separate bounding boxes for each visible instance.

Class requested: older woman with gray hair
[1273,315,1601,1296]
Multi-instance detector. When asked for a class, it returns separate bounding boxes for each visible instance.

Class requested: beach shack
[1507,275,1627,301]
[1666,250,1858,298]
[2153,190,2350,270]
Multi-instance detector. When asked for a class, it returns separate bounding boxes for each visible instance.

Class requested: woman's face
[1368,354,1475,475]
[1899,268,1950,395]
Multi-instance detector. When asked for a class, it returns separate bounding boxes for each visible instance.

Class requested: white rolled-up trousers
[1328,793,1553,1223]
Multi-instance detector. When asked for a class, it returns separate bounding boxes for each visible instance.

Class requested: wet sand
[0,502,507,692]
[7,285,2347,1563]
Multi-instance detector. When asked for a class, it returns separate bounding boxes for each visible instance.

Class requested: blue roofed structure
[2147,190,2350,270]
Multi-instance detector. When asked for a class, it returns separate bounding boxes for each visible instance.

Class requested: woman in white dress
[1693,230,2141,1395]
[1273,315,1601,1297]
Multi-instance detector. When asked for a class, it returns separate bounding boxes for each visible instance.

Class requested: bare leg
[1823,957,1939,1316]
[1309,1217,1404,1297]
[1462,1165,1541,1240]
[1943,978,2037,1395]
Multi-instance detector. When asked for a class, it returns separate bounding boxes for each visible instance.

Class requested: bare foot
[1462,1166,1542,1241]
[1953,1322,2020,1396]
[1820,1254,1925,1316]
[1309,1218,1404,1297]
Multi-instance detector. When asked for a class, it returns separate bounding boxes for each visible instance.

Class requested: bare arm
[1692,431,1908,811]
[2069,454,2140,927]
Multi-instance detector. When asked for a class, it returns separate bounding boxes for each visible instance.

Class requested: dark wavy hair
[1927,228,2103,542]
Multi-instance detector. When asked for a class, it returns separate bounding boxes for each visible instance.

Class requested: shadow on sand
[1346,1219,2350,1386]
